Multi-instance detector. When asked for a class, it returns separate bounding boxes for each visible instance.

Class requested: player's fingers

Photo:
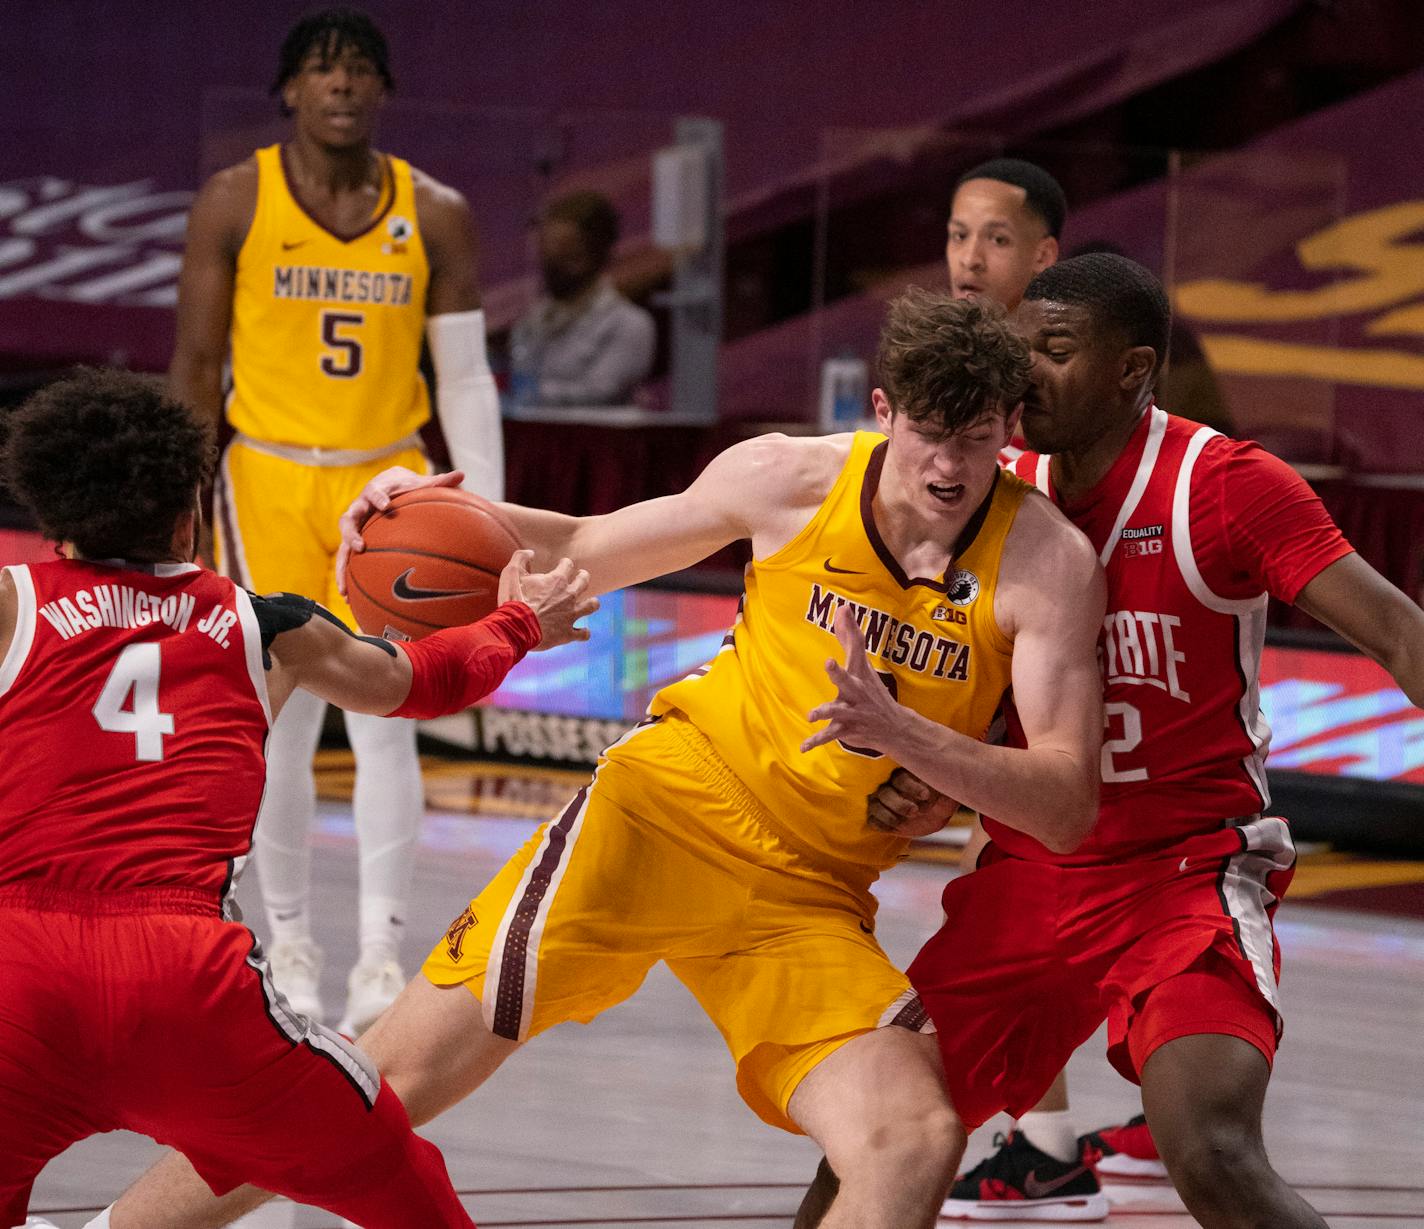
[866,800,903,832]
[569,625,592,642]
[498,550,533,605]
[335,541,352,597]
[871,786,918,819]
[889,768,933,802]
[568,568,592,598]
[800,728,837,753]
[838,618,879,682]
[576,596,600,618]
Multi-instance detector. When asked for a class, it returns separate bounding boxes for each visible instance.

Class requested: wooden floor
[27,768,1424,1229]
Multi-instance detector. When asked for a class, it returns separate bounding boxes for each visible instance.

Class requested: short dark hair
[1024,253,1172,372]
[0,369,215,561]
[272,7,394,107]
[956,158,1067,238]
[541,190,621,267]
[877,289,1032,433]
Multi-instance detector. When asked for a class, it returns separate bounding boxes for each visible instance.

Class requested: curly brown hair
[876,289,1032,433]
[0,368,215,560]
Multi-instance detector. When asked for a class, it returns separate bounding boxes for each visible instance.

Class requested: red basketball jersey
[987,407,1353,863]
[0,559,270,898]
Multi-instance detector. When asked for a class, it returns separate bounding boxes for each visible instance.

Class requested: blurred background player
[170,7,504,1034]
[944,158,1061,466]
[945,158,1063,312]
[507,189,657,408]
[0,369,594,1229]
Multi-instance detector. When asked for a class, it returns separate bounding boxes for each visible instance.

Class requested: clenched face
[874,388,1019,524]
[946,178,1057,310]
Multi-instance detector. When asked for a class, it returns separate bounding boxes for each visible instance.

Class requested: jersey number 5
[93,643,175,762]
[320,310,365,378]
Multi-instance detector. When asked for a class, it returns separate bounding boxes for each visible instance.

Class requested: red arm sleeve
[387,601,542,719]
[1195,437,1355,603]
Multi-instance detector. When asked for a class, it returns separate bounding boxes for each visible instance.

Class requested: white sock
[1018,1109,1078,1163]
[345,711,422,966]
[255,687,326,945]
[83,1207,112,1229]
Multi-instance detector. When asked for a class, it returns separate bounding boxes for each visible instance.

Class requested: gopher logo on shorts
[444,903,478,961]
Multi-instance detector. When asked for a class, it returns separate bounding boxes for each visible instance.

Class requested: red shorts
[908,817,1295,1131]
[0,885,472,1229]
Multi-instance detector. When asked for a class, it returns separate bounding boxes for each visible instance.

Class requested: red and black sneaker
[941,1130,1109,1221]
[1078,1113,1169,1179]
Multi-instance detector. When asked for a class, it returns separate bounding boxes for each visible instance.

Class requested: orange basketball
[345,487,522,640]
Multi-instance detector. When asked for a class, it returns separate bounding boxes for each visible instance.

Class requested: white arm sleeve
[428,309,505,500]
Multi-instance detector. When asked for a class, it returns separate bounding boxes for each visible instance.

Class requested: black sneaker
[941,1130,1108,1221]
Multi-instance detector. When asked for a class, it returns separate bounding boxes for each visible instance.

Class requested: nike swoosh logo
[824,558,864,575]
[1023,1165,1090,1199]
[392,569,484,601]
[281,239,309,251]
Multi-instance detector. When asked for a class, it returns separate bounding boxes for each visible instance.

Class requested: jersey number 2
[320,310,364,378]
[1102,701,1148,783]
[93,643,175,762]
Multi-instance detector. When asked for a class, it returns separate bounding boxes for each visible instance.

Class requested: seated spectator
[509,190,656,407]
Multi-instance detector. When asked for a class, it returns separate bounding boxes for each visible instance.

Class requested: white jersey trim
[1172,424,1272,806]
[1171,426,1266,616]
[0,565,37,698]
[1032,454,1050,495]
[231,586,273,728]
[1099,406,1167,566]
[1219,816,1295,1017]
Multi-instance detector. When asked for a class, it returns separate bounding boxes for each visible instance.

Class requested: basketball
[345,487,522,640]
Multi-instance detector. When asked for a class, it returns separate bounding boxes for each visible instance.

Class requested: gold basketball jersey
[226,145,431,450]
[652,431,1030,877]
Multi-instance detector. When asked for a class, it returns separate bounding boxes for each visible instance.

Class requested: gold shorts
[214,438,428,625]
[423,714,931,1132]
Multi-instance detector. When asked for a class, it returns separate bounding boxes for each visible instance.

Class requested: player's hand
[335,467,464,595]
[499,550,599,650]
[802,605,905,754]
[868,768,958,837]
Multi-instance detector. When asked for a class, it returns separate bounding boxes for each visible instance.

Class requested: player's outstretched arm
[266,553,595,717]
[804,497,1105,853]
[1296,552,1424,708]
[338,434,841,597]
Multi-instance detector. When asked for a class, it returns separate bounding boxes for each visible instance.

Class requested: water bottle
[506,332,540,411]
[819,352,869,433]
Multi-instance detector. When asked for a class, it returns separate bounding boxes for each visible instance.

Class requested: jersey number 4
[93,643,175,762]
[320,310,365,379]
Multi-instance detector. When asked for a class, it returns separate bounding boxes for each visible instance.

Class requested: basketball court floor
[26,752,1424,1228]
